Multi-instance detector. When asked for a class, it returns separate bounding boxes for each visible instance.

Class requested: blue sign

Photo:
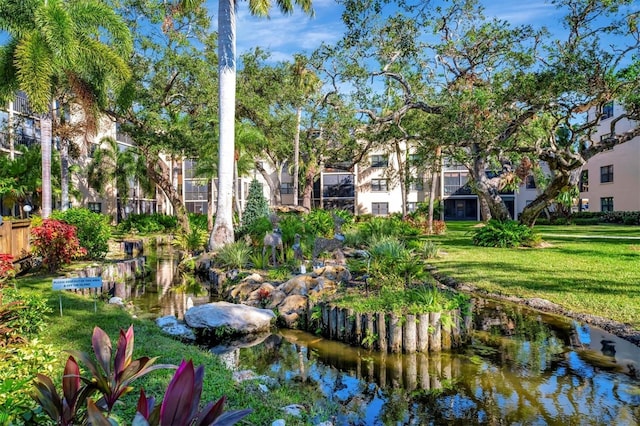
[52,277,103,291]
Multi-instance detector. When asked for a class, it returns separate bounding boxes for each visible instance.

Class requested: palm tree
[291,54,319,206]
[87,137,151,222]
[0,0,132,218]
[180,0,314,250]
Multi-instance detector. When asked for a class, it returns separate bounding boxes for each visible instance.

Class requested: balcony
[15,134,39,149]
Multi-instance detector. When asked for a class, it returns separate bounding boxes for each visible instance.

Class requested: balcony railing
[13,93,32,115]
[15,134,39,149]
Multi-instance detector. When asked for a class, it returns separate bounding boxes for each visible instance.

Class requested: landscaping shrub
[117,213,178,234]
[172,225,208,255]
[303,209,335,237]
[278,214,305,247]
[32,326,250,425]
[188,212,209,230]
[240,216,273,247]
[472,220,540,248]
[0,254,15,284]
[215,241,253,269]
[30,219,87,271]
[2,288,51,338]
[52,208,111,259]
[238,179,270,234]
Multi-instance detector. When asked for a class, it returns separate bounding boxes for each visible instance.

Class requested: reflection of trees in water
[236,330,640,425]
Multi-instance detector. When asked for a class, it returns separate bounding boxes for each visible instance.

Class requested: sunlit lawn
[429,221,640,329]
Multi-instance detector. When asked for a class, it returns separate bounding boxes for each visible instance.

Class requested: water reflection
[130,248,214,318]
[129,250,640,424]
[230,312,640,425]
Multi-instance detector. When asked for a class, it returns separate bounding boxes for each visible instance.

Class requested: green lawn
[430,221,640,329]
[7,274,329,425]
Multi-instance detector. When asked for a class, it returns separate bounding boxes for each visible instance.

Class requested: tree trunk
[234,157,242,221]
[208,178,215,231]
[394,141,407,217]
[293,106,302,206]
[255,160,283,205]
[145,154,190,233]
[428,146,442,232]
[519,170,572,227]
[471,150,510,221]
[40,116,53,218]
[302,164,316,211]
[211,0,236,250]
[60,140,69,211]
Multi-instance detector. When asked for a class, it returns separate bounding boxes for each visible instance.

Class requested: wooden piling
[330,306,338,339]
[429,312,442,352]
[417,313,430,352]
[403,314,417,353]
[388,314,402,353]
[376,312,387,352]
[322,303,330,337]
[336,308,345,341]
[364,313,375,349]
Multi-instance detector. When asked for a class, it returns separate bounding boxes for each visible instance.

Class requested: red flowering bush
[0,253,15,285]
[31,219,87,272]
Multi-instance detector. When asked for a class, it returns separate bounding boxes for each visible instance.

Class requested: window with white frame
[372,202,389,215]
[371,179,388,192]
[370,154,388,168]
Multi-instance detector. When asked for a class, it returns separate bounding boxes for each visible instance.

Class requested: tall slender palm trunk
[210,0,236,250]
[293,107,302,206]
[40,116,53,218]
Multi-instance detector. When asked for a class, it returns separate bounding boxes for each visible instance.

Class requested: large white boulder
[185,301,275,335]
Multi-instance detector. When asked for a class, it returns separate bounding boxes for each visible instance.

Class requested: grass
[8,272,332,425]
[430,221,640,329]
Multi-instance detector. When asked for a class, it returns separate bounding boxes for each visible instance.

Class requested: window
[444,172,470,195]
[371,179,388,192]
[281,182,293,194]
[600,197,613,212]
[410,178,424,191]
[372,202,388,215]
[525,175,536,189]
[580,170,589,192]
[88,202,102,213]
[600,165,613,183]
[602,101,613,120]
[407,202,418,212]
[370,155,388,168]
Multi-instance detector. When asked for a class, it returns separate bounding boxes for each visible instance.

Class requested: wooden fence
[0,219,31,259]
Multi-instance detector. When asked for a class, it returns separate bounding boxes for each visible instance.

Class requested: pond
[129,248,640,425]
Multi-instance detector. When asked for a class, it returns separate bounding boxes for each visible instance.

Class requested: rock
[155,315,196,341]
[194,252,216,271]
[266,290,287,309]
[246,283,276,306]
[108,297,124,306]
[282,404,305,417]
[317,265,351,282]
[316,422,334,426]
[309,278,338,297]
[232,370,257,383]
[278,275,315,296]
[272,420,286,426]
[229,281,261,300]
[184,301,275,336]
[242,273,264,284]
[277,295,308,328]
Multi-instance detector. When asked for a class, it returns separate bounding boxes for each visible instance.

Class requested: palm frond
[14,32,53,113]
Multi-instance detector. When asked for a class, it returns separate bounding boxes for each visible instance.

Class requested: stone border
[429,267,640,348]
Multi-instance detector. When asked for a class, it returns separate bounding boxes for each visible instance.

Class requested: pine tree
[241,179,270,231]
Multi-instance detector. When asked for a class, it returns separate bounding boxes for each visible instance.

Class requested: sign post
[52,277,103,316]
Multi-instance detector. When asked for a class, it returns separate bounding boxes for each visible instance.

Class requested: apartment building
[578,102,640,212]
[0,92,164,222]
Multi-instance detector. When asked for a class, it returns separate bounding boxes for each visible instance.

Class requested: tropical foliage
[30,219,86,271]
[51,208,112,260]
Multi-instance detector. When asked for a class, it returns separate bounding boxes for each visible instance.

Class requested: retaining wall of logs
[308,301,470,353]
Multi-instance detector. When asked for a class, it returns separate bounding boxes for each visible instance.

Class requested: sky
[210,0,563,63]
